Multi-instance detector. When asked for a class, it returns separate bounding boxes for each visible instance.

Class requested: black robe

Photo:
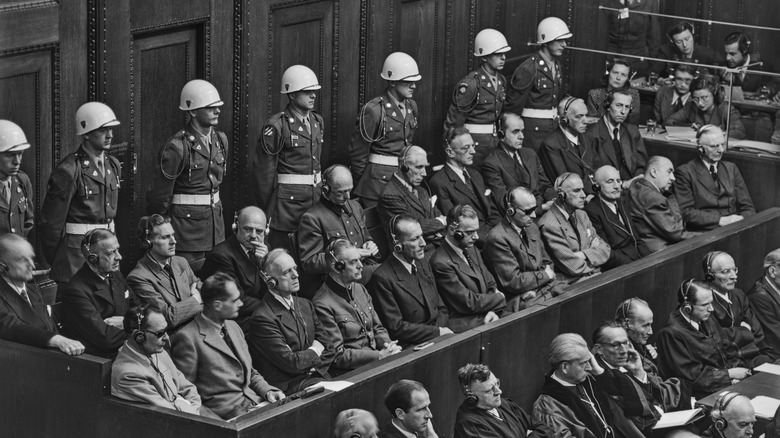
[453,398,552,438]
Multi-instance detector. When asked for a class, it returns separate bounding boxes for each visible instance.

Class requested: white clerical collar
[680,310,699,331]
[551,372,577,387]
[393,253,417,275]
[561,127,579,145]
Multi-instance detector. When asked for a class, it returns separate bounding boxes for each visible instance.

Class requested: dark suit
[673,159,755,231]
[585,118,648,181]
[653,86,692,124]
[0,278,57,348]
[481,146,554,213]
[127,254,201,329]
[539,128,597,194]
[429,240,505,333]
[627,178,700,252]
[747,277,780,354]
[367,255,449,346]
[584,196,650,270]
[377,175,445,248]
[60,265,133,357]
[650,43,719,78]
[247,293,333,394]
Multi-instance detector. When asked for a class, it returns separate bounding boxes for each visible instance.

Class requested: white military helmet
[473,29,511,56]
[280,65,322,94]
[0,120,31,153]
[537,17,573,45]
[381,52,422,82]
[75,102,121,136]
[179,79,224,111]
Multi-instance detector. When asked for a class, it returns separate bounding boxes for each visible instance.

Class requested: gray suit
[127,254,201,329]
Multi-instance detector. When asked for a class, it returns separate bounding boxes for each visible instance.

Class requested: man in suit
[0,120,34,238]
[170,272,285,419]
[430,205,505,333]
[673,125,755,231]
[585,165,650,270]
[368,216,452,347]
[653,64,695,123]
[377,145,446,253]
[538,173,611,283]
[334,409,380,438]
[748,249,780,353]
[247,249,334,394]
[649,21,718,79]
[60,229,134,357]
[585,89,647,185]
[0,234,84,355]
[382,380,444,438]
[428,127,501,246]
[482,112,555,215]
[127,215,202,331]
[628,156,700,253]
[200,206,267,329]
[539,97,597,196]
[484,187,567,312]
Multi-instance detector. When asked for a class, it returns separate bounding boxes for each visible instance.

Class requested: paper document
[730,140,780,155]
[311,381,354,392]
[652,408,704,429]
[754,363,780,376]
[664,126,698,142]
[751,396,780,419]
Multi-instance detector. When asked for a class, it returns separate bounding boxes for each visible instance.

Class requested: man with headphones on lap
[701,392,755,438]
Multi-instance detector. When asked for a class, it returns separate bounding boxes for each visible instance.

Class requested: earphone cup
[454,230,465,241]
[266,277,278,289]
[399,163,409,173]
[560,116,569,127]
[497,129,505,139]
[506,206,516,217]
[87,254,98,265]
[465,393,478,407]
[393,242,403,253]
[334,260,345,271]
[593,183,601,193]
[557,191,566,201]
[705,272,715,282]
[350,434,361,438]
[683,303,693,314]
[133,330,146,344]
[714,418,727,431]
[322,183,330,195]
[141,239,151,250]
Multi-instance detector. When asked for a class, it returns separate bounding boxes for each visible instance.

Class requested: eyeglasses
[145,328,169,339]
[601,340,630,350]
[518,206,537,216]
[714,267,738,275]
[691,94,712,104]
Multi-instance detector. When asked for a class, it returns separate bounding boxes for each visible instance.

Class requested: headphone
[464,386,478,407]
[615,297,636,326]
[678,278,697,314]
[666,21,695,44]
[83,229,100,265]
[133,308,147,344]
[559,96,577,127]
[390,215,403,253]
[399,146,412,173]
[260,249,289,290]
[554,172,576,201]
[504,186,519,217]
[140,216,154,250]
[232,208,271,235]
[703,251,724,282]
[448,204,467,241]
[724,31,752,56]
[327,238,349,271]
[713,391,742,431]
[691,75,724,106]
[321,164,342,195]
[497,112,516,139]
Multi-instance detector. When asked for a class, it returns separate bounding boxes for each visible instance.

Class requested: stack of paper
[751,396,780,419]
[652,409,704,429]
[754,363,780,376]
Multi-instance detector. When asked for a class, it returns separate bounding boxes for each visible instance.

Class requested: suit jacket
[200,235,264,328]
[539,128,596,195]
[378,175,445,244]
[584,196,650,270]
[481,146,554,211]
[672,159,755,231]
[429,240,505,333]
[653,86,693,124]
[627,178,699,252]
[170,314,277,419]
[538,205,611,281]
[60,265,133,357]
[585,118,648,180]
[367,255,449,346]
[748,277,780,354]
[650,43,719,78]
[710,286,775,361]
[0,278,57,348]
[428,164,500,240]
[247,293,334,394]
[127,254,201,329]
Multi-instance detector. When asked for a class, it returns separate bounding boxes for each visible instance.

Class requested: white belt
[368,154,399,166]
[278,172,322,186]
[521,108,557,119]
[172,192,220,205]
[463,123,496,134]
[65,222,114,235]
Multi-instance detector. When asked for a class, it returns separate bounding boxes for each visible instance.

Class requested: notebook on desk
[664,126,698,142]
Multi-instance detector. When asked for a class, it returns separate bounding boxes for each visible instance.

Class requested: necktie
[463,250,475,271]
[411,263,417,276]
[569,214,580,243]
[462,170,476,196]
[303,116,311,134]
[612,127,626,169]
[96,156,105,177]
[221,325,241,359]
[673,96,684,113]
[1,180,9,205]
[162,264,181,300]
[398,102,406,118]
[709,164,718,181]
[19,288,31,306]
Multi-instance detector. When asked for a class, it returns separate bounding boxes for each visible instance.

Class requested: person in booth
[663,76,747,140]
[382,380,444,438]
[0,120,34,238]
[0,234,84,355]
[454,363,553,438]
[333,409,380,438]
[368,215,451,347]
[59,229,134,358]
[170,272,284,420]
[313,238,400,376]
[654,64,695,124]
[700,392,756,438]
[672,125,754,232]
[747,249,780,353]
[585,58,641,125]
[350,52,421,206]
[649,21,718,80]
[430,205,506,333]
[126,215,202,332]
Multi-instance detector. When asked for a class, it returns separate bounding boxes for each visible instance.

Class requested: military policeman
[252,65,324,250]
[505,17,572,153]
[349,52,421,207]
[444,29,510,170]
[0,120,33,238]
[40,102,122,288]
[147,79,227,266]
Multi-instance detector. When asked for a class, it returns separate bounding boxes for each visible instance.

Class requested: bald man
[701,392,755,438]
[747,249,780,353]
[378,145,446,253]
[628,156,700,252]
[333,409,379,438]
[584,165,649,270]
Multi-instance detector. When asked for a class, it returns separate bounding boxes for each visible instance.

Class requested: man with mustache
[0,120,33,238]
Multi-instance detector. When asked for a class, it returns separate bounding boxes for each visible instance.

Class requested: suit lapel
[553,207,580,248]
[445,166,480,208]
[390,257,427,308]
[695,160,721,195]
[598,121,619,168]
[285,108,312,141]
[384,94,407,124]
[619,125,634,171]
[268,295,306,347]
[198,316,240,363]
[0,279,48,328]
[229,236,259,285]
[717,163,735,194]
[392,178,426,216]
[599,198,630,237]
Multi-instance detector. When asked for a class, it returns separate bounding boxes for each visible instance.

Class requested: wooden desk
[697,372,780,409]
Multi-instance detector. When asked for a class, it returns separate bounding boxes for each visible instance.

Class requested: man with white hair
[700,392,755,438]
[333,409,379,438]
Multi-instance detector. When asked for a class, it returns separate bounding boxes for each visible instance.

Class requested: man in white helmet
[444,29,510,170]
[505,16,572,153]
[0,120,34,238]
[147,79,228,267]
[40,102,122,289]
[253,65,325,250]
[349,52,421,207]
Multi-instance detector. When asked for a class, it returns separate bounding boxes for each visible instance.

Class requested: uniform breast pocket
[326,230,344,241]
[78,178,100,199]
[409,117,418,130]
[336,317,364,341]
[172,204,210,220]
[276,184,311,203]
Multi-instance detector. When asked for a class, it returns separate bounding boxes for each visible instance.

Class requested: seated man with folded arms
[747,249,780,353]
[127,215,201,331]
[368,216,452,347]
[656,279,752,399]
[382,380,443,438]
[171,272,285,420]
[430,205,506,332]
[60,229,134,357]
[454,363,552,438]
[628,156,700,253]
[313,238,400,376]
[0,234,84,355]
[333,409,379,438]
[700,392,756,438]
[112,303,214,417]
[248,249,334,394]
[672,125,755,232]
[538,173,611,283]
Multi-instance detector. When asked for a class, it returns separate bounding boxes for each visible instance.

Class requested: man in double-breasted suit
[170,272,284,420]
[368,216,451,347]
[538,173,611,283]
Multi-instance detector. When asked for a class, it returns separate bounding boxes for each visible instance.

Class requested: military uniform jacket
[40,145,121,282]
[505,52,563,115]
[253,105,324,232]
[444,66,507,130]
[0,171,33,237]
[147,124,227,252]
